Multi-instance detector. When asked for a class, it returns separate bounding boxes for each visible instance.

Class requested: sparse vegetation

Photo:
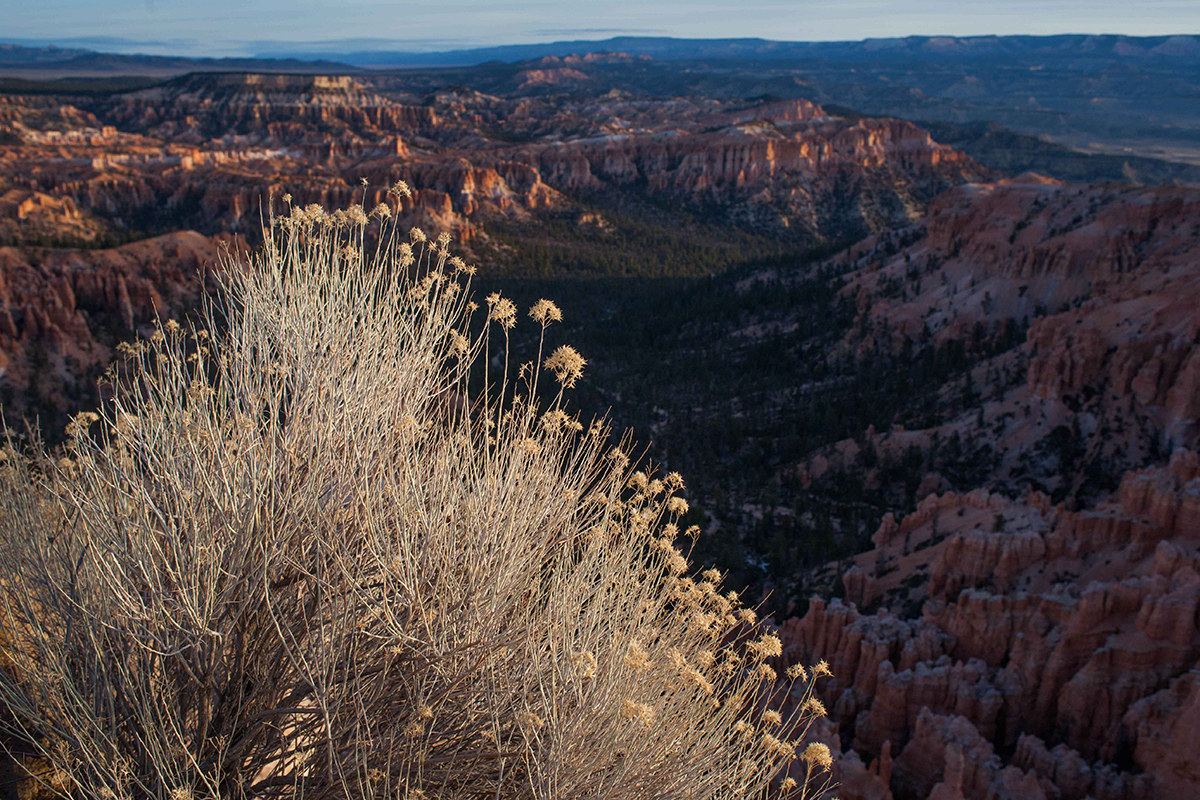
[0,199,834,799]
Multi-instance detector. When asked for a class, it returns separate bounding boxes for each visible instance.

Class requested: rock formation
[0,231,240,434]
[791,179,1200,511]
[746,177,1200,799]
[1,72,991,249]
[4,68,1199,800]
[779,451,1200,799]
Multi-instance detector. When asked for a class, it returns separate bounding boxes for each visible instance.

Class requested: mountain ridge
[252,34,1200,67]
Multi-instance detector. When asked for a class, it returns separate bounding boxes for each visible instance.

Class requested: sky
[4,0,1199,58]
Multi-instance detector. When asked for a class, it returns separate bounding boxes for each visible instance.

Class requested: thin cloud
[532,28,670,36]
[246,38,482,52]
[2,35,199,50]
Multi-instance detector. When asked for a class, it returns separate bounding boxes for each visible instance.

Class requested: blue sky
[4,1,1199,58]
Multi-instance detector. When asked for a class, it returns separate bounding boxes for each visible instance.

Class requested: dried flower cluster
[543,344,587,388]
[0,201,835,800]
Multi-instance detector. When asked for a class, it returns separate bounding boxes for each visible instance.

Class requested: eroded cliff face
[99,73,440,143]
[0,73,989,434]
[756,178,1200,799]
[3,72,1198,800]
[834,179,1200,345]
[796,180,1200,508]
[511,115,974,237]
[780,451,1200,800]
[0,232,241,435]
[0,73,990,249]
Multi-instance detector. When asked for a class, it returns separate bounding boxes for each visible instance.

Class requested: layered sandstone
[833,180,1200,353]
[0,232,240,431]
[1,73,990,249]
[787,180,1200,511]
[779,453,1200,800]
[100,73,441,141]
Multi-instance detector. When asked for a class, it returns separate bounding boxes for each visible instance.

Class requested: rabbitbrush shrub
[0,191,834,800]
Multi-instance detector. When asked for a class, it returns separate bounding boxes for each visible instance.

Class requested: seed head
[685,667,715,696]
[398,242,414,267]
[666,548,688,576]
[625,640,651,671]
[749,633,782,660]
[621,699,655,727]
[761,733,795,758]
[528,298,563,324]
[801,742,833,771]
[65,411,101,440]
[571,650,598,679]
[544,345,586,388]
[711,593,733,615]
[518,710,545,730]
[487,293,518,329]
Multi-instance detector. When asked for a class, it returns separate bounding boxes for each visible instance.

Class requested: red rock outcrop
[2,74,991,248]
[512,67,591,89]
[779,453,1200,799]
[0,231,240,430]
[832,180,1200,355]
[100,73,441,141]
[485,113,986,241]
[1025,276,1200,447]
[768,180,1200,798]
[0,188,109,243]
[1121,670,1200,797]
[792,179,1200,513]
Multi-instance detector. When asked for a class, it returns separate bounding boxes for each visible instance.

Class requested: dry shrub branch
[0,196,834,800]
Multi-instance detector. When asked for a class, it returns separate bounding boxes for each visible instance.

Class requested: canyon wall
[0,232,239,433]
[781,451,1200,800]
[0,74,991,248]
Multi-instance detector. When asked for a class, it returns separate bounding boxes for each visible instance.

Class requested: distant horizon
[4,30,1200,65]
[3,0,1198,60]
